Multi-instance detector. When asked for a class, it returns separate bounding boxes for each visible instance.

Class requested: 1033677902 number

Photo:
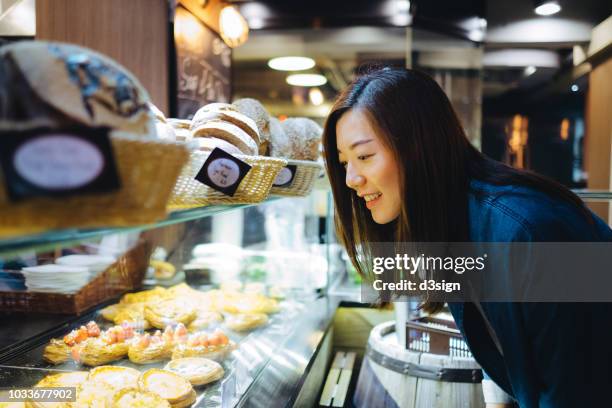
[0,387,76,402]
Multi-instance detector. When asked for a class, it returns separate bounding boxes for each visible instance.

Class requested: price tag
[273,165,297,188]
[195,147,251,196]
[0,127,120,201]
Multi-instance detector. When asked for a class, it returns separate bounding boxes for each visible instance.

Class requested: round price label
[13,135,104,190]
[207,158,240,187]
[274,167,294,186]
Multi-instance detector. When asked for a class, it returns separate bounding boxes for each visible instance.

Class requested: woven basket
[0,239,151,315]
[168,150,287,209]
[270,159,323,197]
[0,137,189,238]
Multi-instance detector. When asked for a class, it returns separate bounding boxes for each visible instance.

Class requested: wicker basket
[0,239,151,315]
[0,137,189,238]
[168,150,287,209]
[270,159,323,197]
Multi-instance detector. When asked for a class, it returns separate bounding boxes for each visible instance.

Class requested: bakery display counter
[0,285,337,407]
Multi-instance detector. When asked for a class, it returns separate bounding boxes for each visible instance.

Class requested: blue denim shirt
[448,179,612,408]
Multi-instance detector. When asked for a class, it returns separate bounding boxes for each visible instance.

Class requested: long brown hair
[322,67,592,312]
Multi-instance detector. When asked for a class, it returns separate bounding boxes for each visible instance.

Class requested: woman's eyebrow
[337,139,373,154]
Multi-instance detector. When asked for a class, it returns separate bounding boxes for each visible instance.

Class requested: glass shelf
[0,198,279,256]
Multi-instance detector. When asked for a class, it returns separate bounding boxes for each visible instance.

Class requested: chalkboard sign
[174,6,231,119]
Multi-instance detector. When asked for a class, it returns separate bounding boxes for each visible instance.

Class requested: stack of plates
[21,264,91,293]
[55,254,116,277]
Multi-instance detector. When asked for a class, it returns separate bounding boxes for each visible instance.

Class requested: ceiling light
[219,5,249,48]
[534,1,561,16]
[391,13,411,26]
[286,74,327,87]
[395,0,410,13]
[524,66,537,76]
[248,18,265,30]
[268,56,315,71]
[309,88,324,106]
[571,84,579,92]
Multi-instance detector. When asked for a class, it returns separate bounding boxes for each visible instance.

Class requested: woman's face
[336,109,401,224]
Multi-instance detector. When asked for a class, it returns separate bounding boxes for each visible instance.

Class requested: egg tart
[164,357,224,386]
[138,369,195,408]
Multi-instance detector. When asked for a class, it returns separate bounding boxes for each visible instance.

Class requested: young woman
[322,67,612,408]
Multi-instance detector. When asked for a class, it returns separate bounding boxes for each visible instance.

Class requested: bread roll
[232,98,271,155]
[191,108,260,146]
[189,137,243,155]
[268,117,292,159]
[0,41,156,138]
[167,118,192,142]
[192,120,258,155]
[281,117,322,161]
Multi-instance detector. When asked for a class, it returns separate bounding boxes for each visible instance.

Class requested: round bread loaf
[192,120,258,155]
[167,118,192,142]
[232,98,271,155]
[189,137,243,155]
[199,102,237,113]
[281,117,322,161]
[268,117,292,159]
[0,41,156,138]
[192,108,260,146]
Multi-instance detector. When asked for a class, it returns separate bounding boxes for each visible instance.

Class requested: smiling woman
[321,67,612,408]
[336,109,401,224]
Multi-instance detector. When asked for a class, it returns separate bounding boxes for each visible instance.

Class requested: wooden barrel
[354,321,485,408]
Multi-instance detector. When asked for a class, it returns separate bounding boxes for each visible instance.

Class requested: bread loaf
[167,118,192,142]
[281,117,322,161]
[232,98,271,155]
[0,41,156,138]
[189,137,243,155]
[192,120,258,155]
[268,117,292,159]
[191,109,260,146]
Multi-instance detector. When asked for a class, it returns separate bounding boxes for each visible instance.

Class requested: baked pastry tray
[0,297,310,407]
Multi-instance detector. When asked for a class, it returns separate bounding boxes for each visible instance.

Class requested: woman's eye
[358,154,373,161]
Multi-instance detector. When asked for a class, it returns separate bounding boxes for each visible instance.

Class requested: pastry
[165,357,224,386]
[189,136,243,155]
[35,371,89,388]
[43,338,72,365]
[43,321,101,364]
[148,102,167,123]
[120,287,169,304]
[73,325,134,366]
[138,369,196,408]
[232,98,271,155]
[188,311,223,332]
[171,329,234,362]
[128,331,173,364]
[155,121,177,141]
[74,380,116,407]
[225,313,268,332]
[144,299,197,329]
[280,117,322,161]
[113,303,151,330]
[191,120,258,155]
[112,388,171,408]
[87,366,140,392]
[100,304,123,321]
[191,107,260,146]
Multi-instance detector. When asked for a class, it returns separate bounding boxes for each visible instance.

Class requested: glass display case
[0,191,338,407]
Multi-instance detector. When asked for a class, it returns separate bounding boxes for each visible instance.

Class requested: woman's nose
[345,164,365,189]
